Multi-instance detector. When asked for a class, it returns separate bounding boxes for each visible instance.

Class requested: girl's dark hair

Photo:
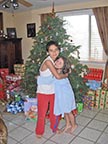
[55,56,71,74]
[46,41,60,52]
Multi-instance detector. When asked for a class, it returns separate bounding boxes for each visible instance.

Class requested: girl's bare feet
[53,128,62,134]
[36,134,42,138]
[62,125,72,133]
[56,128,62,134]
[69,124,78,134]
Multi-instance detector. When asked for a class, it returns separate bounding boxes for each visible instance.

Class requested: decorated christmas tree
[22,9,89,103]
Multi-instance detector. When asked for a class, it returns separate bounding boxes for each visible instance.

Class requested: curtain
[93,7,108,83]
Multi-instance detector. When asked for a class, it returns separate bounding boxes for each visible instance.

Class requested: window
[57,9,105,62]
[91,16,103,60]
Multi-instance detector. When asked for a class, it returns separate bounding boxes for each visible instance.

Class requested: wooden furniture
[0,38,23,73]
[0,12,3,31]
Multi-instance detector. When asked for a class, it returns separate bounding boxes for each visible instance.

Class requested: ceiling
[0,0,96,13]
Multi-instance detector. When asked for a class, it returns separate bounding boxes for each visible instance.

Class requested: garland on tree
[21,14,89,103]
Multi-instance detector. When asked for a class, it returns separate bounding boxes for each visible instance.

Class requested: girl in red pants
[36,41,68,138]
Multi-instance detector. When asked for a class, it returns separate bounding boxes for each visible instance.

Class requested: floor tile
[76,115,91,126]
[80,109,98,118]
[104,126,108,133]
[10,114,26,126]
[72,125,84,135]
[100,109,108,115]
[43,125,55,139]
[20,133,47,144]
[79,127,101,142]
[95,113,108,122]
[5,120,18,132]
[8,136,18,144]
[9,127,32,142]
[22,121,36,132]
[87,119,107,131]
[70,136,94,144]
[97,133,108,144]
[44,140,57,144]
[2,108,108,144]
[50,132,75,144]
[3,112,18,121]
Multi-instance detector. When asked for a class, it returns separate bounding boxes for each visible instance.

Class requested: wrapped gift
[6,100,24,114]
[77,103,83,113]
[0,68,9,79]
[103,90,108,109]
[105,96,108,109]
[82,90,95,110]
[24,98,38,121]
[5,74,22,100]
[95,89,108,109]
[14,94,21,102]
[14,64,25,77]
[6,74,21,83]
[0,83,5,99]
[0,77,6,99]
[102,80,108,90]
[86,80,101,90]
[84,68,103,81]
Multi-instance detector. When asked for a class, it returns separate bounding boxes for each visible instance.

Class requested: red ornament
[48,26,52,30]
[80,89,82,92]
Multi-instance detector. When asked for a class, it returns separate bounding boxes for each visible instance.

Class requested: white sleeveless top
[37,56,55,94]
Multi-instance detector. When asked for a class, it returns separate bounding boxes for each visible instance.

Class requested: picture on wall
[6,28,17,38]
[27,23,36,38]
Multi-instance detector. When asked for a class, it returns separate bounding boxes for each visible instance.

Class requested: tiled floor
[2,108,108,144]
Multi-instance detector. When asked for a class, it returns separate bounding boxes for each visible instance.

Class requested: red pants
[35,93,60,135]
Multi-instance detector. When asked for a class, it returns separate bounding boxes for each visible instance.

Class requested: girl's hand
[65,73,69,77]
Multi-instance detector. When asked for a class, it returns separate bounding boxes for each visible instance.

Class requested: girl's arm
[45,60,68,79]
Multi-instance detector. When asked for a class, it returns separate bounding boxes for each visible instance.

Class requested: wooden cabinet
[0,12,3,31]
[0,38,23,73]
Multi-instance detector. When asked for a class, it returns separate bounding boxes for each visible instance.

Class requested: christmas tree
[22,11,89,103]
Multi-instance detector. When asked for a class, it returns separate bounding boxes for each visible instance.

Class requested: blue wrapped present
[6,100,24,114]
[86,80,101,90]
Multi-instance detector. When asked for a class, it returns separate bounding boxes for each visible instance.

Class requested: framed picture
[27,23,36,38]
[6,28,17,38]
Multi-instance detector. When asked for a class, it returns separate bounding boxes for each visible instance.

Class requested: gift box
[24,98,38,121]
[6,100,24,114]
[95,89,108,109]
[102,76,108,91]
[14,64,25,77]
[77,103,83,113]
[105,96,108,109]
[84,68,103,81]
[82,90,95,110]
[0,68,9,80]
[6,74,22,83]
[86,80,101,90]
[0,77,6,99]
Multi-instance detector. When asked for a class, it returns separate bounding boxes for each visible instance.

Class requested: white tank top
[37,56,55,94]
